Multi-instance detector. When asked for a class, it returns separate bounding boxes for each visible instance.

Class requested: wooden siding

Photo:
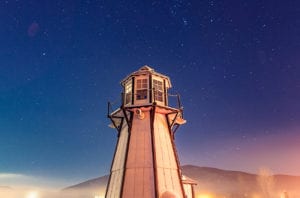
[122,111,155,198]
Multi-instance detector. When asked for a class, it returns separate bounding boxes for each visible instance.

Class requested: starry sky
[0,0,299,189]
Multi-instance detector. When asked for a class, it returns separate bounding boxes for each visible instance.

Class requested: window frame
[135,77,149,103]
[153,79,164,102]
[124,80,132,105]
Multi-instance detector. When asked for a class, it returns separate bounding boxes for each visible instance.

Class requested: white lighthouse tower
[105,66,193,198]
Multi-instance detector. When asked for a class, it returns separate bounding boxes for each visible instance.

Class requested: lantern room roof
[121,65,172,87]
[139,65,154,72]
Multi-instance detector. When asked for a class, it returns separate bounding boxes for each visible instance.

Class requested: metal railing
[107,90,183,116]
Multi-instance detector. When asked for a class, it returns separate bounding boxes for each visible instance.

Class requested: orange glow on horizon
[197,193,213,198]
[26,191,39,198]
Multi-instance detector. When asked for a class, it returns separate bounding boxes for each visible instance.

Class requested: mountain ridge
[62,165,300,198]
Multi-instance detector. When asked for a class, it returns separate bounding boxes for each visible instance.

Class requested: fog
[0,188,59,198]
[2,165,300,198]
[0,187,105,198]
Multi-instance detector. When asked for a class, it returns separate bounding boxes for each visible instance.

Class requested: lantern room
[121,66,171,107]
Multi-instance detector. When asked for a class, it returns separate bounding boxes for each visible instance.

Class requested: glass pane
[136,89,147,100]
[136,80,141,89]
[125,93,131,104]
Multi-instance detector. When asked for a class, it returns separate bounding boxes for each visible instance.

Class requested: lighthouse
[105,66,193,198]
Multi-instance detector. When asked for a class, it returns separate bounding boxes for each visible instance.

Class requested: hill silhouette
[62,165,300,198]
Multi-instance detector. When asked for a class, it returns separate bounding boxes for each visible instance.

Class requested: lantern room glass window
[136,79,148,100]
[153,79,163,102]
[124,81,132,105]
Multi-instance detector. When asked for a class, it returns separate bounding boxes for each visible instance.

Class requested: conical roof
[139,65,154,71]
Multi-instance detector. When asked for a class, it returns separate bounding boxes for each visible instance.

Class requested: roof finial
[139,65,154,71]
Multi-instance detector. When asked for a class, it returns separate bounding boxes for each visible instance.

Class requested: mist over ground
[2,165,299,198]
[0,187,105,198]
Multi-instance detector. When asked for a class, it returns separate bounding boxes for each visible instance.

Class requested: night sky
[1,0,299,189]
